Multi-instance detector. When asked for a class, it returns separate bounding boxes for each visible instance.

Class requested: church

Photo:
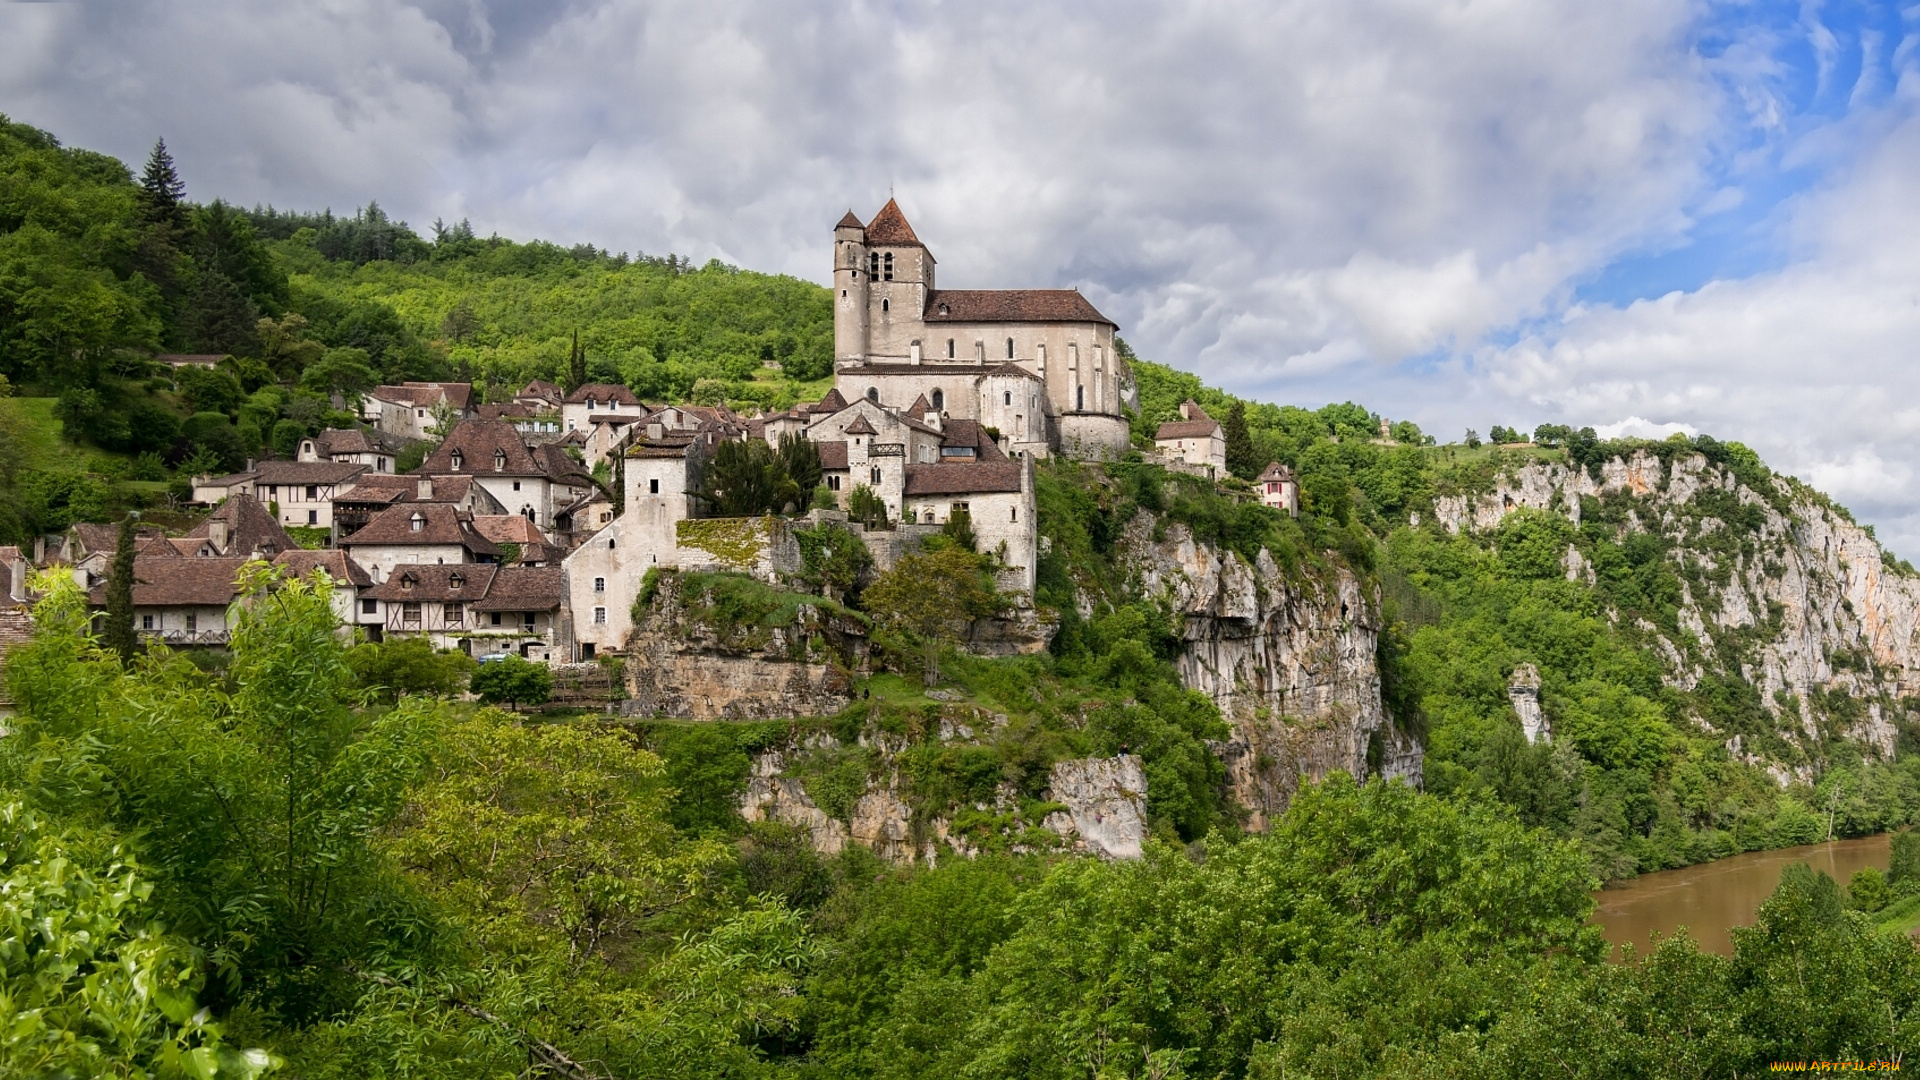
[831,200,1133,460]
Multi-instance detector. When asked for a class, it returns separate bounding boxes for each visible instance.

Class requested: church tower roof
[835,210,864,230]
[865,198,925,248]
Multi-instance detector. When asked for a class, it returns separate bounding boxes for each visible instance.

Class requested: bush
[469,655,553,710]
[270,418,306,458]
[345,636,474,702]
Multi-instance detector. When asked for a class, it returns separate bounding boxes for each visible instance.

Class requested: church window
[1077,385,1084,411]
[931,389,944,410]
[868,252,879,276]
[1011,507,1018,522]
[1004,391,1012,406]
[882,298,889,313]
[871,467,882,485]
[828,475,841,490]
[946,338,954,358]
[883,252,894,280]
[1007,337,1015,358]
[866,387,879,402]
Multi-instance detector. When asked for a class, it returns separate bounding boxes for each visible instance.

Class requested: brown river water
[1590,834,1891,958]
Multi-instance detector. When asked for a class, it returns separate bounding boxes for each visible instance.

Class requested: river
[1590,834,1891,958]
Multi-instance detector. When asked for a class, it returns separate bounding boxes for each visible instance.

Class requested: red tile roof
[816,441,849,470]
[923,289,1115,327]
[365,563,498,602]
[563,383,642,406]
[470,567,563,612]
[272,549,374,588]
[190,494,296,556]
[416,419,562,480]
[254,460,368,486]
[90,554,251,608]
[864,198,925,248]
[1257,462,1295,484]
[341,503,501,555]
[843,414,877,436]
[835,210,864,230]
[1155,419,1222,441]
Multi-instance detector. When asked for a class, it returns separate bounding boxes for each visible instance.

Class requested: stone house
[330,474,507,542]
[338,502,502,584]
[192,461,369,528]
[560,383,644,437]
[297,428,406,473]
[412,418,592,527]
[360,381,474,440]
[360,564,562,659]
[89,545,250,646]
[1155,400,1226,476]
[1256,462,1299,516]
[831,199,1131,460]
[271,549,380,636]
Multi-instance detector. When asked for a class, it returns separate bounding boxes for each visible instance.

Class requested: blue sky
[6,1,1920,550]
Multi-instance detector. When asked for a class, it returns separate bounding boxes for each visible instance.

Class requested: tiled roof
[416,419,550,478]
[939,419,1008,460]
[816,441,849,470]
[903,461,1024,496]
[518,380,564,404]
[843,414,877,436]
[470,515,546,546]
[272,549,374,587]
[189,494,296,556]
[370,382,472,411]
[478,402,539,420]
[197,470,257,489]
[923,289,1115,327]
[254,460,368,486]
[906,393,934,416]
[365,564,498,602]
[69,522,163,558]
[471,567,563,612]
[587,413,639,426]
[811,388,848,413]
[562,382,641,406]
[341,503,501,555]
[864,198,925,249]
[1155,419,1222,441]
[90,554,250,608]
[1257,462,1295,483]
[312,427,404,456]
[835,210,864,230]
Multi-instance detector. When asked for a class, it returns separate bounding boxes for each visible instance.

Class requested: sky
[5,1,1920,551]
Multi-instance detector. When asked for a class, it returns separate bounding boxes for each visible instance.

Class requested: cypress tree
[103,515,140,666]
[1224,401,1258,480]
[568,330,587,390]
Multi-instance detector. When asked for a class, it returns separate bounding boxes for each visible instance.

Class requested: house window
[1011,507,1018,522]
[491,612,502,626]
[306,485,318,500]
[361,599,377,615]
[267,485,278,498]
[870,467,882,485]
[650,478,660,494]
[512,480,521,491]
[524,614,535,631]
[443,603,462,624]
[307,510,317,525]
[402,601,421,623]
[593,607,607,625]
[827,475,841,491]
[594,576,605,593]
[946,338,955,358]
[450,451,464,471]
[931,389,943,411]
[417,409,425,418]
[141,614,153,630]
[186,613,198,631]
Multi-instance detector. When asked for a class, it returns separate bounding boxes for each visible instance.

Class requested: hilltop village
[6,202,1296,671]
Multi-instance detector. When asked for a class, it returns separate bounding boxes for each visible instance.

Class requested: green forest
[4,116,1920,1074]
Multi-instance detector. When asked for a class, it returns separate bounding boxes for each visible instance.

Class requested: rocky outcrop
[1116,513,1421,829]
[1435,448,1920,759]
[1508,664,1547,743]
[1043,755,1148,859]
[740,750,849,854]
[622,572,867,719]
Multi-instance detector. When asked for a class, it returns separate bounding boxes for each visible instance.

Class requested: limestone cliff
[1433,448,1920,774]
[1115,512,1422,828]
[622,571,867,720]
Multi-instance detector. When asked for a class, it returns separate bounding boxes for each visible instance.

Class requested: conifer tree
[136,138,187,230]
[1224,400,1258,480]
[568,330,587,390]
[103,515,139,665]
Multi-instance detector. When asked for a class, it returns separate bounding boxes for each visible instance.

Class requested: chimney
[244,458,256,472]
[208,519,229,554]
[417,477,434,501]
[1179,401,1195,420]
[647,422,664,441]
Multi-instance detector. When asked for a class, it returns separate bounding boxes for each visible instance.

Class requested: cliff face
[1434,449,1920,774]
[1116,512,1421,828]
[622,572,867,720]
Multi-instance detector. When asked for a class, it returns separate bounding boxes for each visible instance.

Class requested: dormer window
[587,397,597,410]
[400,574,416,591]
[493,449,506,472]
[410,512,425,532]
[449,572,464,590]
[939,304,950,316]
[450,450,464,471]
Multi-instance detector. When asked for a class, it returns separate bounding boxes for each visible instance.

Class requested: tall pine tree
[1224,400,1258,480]
[103,515,139,666]
[136,138,187,231]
